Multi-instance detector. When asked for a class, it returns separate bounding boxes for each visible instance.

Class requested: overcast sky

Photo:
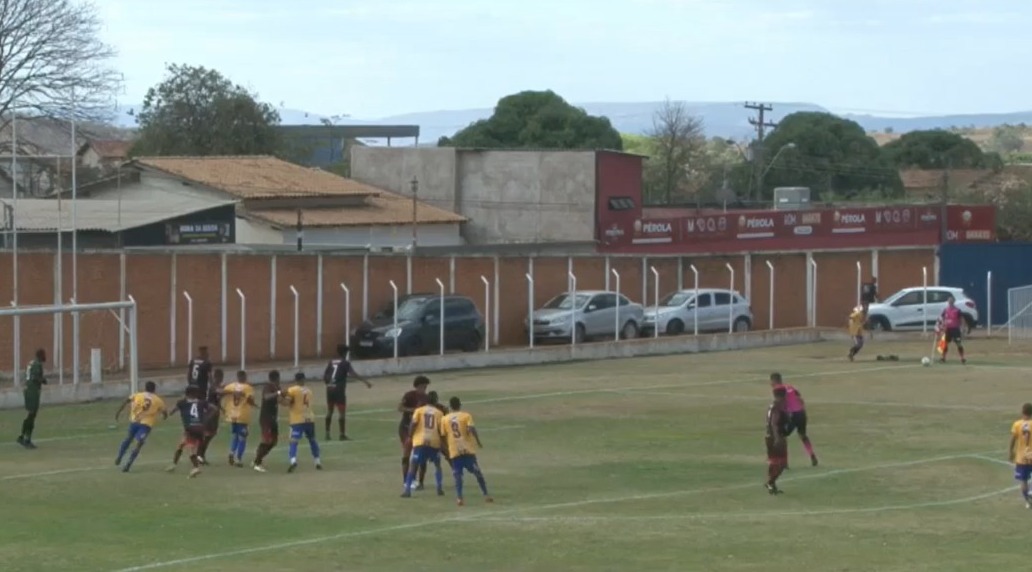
[95,0,1032,118]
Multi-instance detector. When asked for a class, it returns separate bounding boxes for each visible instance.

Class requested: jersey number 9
[449,419,461,438]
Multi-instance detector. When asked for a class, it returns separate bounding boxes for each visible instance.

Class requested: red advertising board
[598,204,994,254]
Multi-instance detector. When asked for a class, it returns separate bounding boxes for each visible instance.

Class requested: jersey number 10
[423,412,436,429]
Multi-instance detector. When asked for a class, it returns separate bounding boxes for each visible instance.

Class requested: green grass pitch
[1,338,1030,571]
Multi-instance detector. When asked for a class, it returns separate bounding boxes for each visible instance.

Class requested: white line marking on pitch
[109,450,1002,571]
[623,390,1012,412]
[473,485,1016,524]
[972,454,1013,467]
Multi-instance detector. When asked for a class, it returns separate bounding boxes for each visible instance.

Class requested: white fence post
[922,266,928,335]
[650,266,659,338]
[725,263,735,334]
[236,288,246,371]
[611,268,621,340]
[568,271,577,347]
[855,261,861,305]
[289,285,300,368]
[766,261,775,330]
[986,270,992,337]
[809,258,818,327]
[340,283,350,348]
[480,276,490,353]
[525,272,534,349]
[388,280,399,360]
[690,264,699,336]
[182,291,193,364]
[435,278,445,355]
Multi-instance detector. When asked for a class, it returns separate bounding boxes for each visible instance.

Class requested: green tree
[882,129,988,169]
[439,90,622,150]
[989,125,1025,154]
[750,112,901,200]
[646,99,706,204]
[132,64,281,156]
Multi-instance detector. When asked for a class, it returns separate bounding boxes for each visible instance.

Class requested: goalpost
[1,299,140,393]
[1006,285,1032,345]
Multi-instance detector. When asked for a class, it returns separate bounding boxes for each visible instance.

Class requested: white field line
[110,451,1003,572]
[4,363,916,448]
[623,390,1013,412]
[473,485,1016,524]
[972,454,1014,467]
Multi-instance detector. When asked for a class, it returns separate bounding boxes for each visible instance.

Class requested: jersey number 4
[190,403,200,418]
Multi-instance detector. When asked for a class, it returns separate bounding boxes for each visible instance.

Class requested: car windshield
[543,294,591,310]
[660,292,691,307]
[395,298,429,321]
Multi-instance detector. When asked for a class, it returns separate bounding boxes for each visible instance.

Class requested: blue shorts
[127,422,151,442]
[411,445,440,465]
[290,422,316,441]
[451,454,481,475]
[1014,464,1032,482]
[231,422,249,437]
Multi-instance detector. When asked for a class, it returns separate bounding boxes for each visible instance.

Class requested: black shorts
[786,411,807,436]
[326,389,346,404]
[945,327,963,343]
[261,420,279,443]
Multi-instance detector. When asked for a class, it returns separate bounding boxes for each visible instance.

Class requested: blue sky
[96,0,1032,118]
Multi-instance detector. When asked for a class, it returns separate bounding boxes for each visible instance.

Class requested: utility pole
[410,177,418,249]
[745,102,776,203]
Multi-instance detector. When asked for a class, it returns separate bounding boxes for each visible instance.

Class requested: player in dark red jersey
[397,375,430,483]
[252,370,283,472]
[196,368,225,464]
[167,386,219,478]
[187,346,212,394]
[765,386,791,495]
[323,344,372,441]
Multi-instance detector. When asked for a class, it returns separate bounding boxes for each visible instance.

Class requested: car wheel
[573,323,586,344]
[666,319,684,336]
[621,321,639,340]
[868,315,890,332]
[462,331,481,352]
[733,317,751,333]
[401,337,422,357]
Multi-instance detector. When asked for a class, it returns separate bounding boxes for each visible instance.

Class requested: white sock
[290,457,297,464]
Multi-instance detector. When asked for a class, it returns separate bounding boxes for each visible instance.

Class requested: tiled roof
[245,193,466,228]
[84,139,133,159]
[133,155,380,199]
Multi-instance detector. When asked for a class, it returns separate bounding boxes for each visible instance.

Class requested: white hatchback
[642,288,753,335]
[865,286,979,332]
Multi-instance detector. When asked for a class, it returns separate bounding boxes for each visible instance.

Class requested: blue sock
[454,471,464,499]
[308,437,320,460]
[124,445,143,470]
[474,471,489,496]
[116,437,132,463]
[229,434,239,457]
[288,440,298,461]
[404,465,415,490]
[235,435,247,460]
[434,461,443,491]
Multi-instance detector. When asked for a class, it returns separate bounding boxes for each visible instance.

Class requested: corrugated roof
[82,139,133,159]
[133,155,380,199]
[245,193,466,228]
[7,197,237,233]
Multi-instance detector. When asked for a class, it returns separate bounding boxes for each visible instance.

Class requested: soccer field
[1,338,1030,572]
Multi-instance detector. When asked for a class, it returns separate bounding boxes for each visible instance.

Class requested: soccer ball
[921,357,931,367]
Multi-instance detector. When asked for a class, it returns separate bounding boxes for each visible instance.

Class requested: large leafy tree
[132,64,281,156]
[751,112,902,199]
[439,90,622,150]
[882,129,997,169]
[0,0,121,127]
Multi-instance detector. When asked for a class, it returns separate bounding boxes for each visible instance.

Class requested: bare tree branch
[0,0,121,127]
[647,98,706,204]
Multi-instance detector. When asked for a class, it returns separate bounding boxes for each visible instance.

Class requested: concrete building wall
[235,218,283,244]
[300,224,462,248]
[351,147,597,244]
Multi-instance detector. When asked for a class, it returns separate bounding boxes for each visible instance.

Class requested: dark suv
[350,294,485,358]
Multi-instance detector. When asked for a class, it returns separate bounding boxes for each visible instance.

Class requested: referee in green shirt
[17,349,47,449]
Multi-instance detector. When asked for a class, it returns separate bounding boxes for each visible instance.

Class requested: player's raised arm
[348,363,372,388]
[114,397,131,421]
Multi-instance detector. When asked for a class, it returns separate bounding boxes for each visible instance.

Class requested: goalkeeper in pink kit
[937,296,967,364]
[770,373,818,467]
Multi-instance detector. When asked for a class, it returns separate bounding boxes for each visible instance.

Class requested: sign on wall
[165,222,233,245]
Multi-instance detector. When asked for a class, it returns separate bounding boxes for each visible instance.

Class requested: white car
[865,286,979,332]
[642,288,753,335]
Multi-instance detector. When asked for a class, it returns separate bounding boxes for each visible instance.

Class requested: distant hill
[109,102,1032,146]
